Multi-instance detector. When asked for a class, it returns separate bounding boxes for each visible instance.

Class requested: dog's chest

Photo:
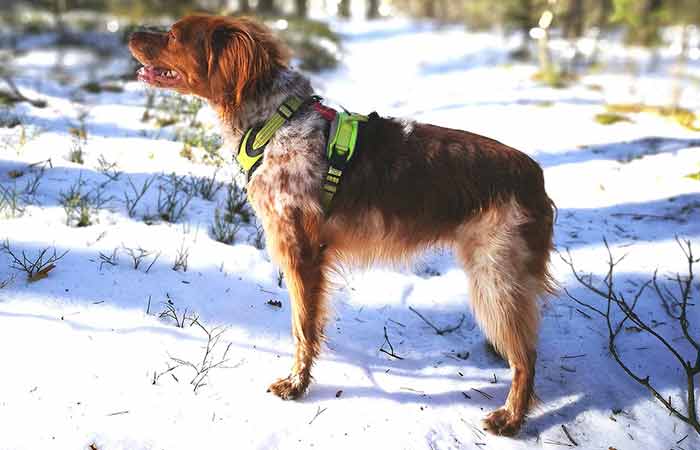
[244,124,327,218]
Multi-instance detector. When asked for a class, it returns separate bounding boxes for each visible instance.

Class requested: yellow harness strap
[237,95,305,181]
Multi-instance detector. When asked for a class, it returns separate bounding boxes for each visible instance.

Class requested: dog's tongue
[137,65,158,84]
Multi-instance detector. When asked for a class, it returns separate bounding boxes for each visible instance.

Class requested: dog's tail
[542,195,559,297]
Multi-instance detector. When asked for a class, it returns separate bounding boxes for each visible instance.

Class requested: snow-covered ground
[1,18,699,450]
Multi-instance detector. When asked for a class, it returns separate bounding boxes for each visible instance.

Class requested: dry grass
[605,104,700,131]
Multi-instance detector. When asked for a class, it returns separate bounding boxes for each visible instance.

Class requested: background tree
[612,0,664,46]
[295,0,308,18]
[338,0,351,18]
[367,0,379,19]
[257,0,277,15]
[502,0,547,59]
[563,0,584,38]
[423,0,436,19]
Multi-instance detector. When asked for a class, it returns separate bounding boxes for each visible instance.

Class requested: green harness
[237,95,305,181]
[320,110,367,211]
[237,95,367,214]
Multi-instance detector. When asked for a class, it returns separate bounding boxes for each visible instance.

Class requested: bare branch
[563,238,699,434]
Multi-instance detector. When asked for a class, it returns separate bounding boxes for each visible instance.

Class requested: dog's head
[128,15,290,107]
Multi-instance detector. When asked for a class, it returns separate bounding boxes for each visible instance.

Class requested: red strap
[313,101,337,122]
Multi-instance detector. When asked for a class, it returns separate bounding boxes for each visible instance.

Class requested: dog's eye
[168,30,178,42]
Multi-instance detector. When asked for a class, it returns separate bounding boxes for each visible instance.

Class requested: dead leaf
[28,263,55,282]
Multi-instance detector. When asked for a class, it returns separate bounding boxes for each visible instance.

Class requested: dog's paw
[267,375,308,400]
[481,408,522,437]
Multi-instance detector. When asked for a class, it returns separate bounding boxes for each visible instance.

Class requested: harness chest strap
[237,95,366,214]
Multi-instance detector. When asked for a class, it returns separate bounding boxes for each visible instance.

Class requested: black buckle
[329,149,349,170]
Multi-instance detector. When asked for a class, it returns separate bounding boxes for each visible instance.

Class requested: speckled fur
[129,14,556,437]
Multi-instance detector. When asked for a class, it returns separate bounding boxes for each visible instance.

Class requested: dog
[129,15,555,436]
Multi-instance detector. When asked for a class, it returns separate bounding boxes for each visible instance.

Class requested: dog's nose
[128,31,148,47]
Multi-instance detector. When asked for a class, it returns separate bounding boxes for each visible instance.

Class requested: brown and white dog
[129,15,555,436]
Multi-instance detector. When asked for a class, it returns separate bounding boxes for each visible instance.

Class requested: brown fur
[129,15,556,437]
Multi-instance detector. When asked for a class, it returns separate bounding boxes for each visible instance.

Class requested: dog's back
[326,114,553,267]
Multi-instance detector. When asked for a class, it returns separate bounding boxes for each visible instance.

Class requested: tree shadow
[556,192,700,250]
[536,136,700,169]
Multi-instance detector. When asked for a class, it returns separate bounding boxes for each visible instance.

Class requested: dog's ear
[206,18,289,108]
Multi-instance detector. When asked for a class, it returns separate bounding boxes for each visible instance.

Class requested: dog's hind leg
[265,209,329,400]
[456,201,551,436]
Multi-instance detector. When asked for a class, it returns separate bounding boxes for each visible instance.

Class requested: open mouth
[137,65,182,87]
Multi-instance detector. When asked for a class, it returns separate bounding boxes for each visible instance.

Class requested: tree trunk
[596,0,613,29]
[257,0,277,15]
[536,8,555,77]
[367,0,380,19]
[239,0,251,12]
[671,25,689,111]
[538,28,552,76]
[338,0,351,18]
[438,0,449,22]
[564,0,584,39]
[295,0,308,18]
[54,0,67,35]
[424,0,436,18]
[640,0,663,45]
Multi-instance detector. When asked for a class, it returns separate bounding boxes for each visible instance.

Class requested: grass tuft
[594,112,633,125]
[605,104,700,131]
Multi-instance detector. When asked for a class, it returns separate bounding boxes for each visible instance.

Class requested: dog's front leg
[265,209,328,400]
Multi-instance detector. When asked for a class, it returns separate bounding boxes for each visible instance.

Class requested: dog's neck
[213,68,314,147]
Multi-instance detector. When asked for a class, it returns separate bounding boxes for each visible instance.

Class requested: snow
[1,18,699,450]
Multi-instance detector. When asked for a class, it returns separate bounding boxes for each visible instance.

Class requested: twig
[542,439,574,447]
[471,388,493,400]
[561,425,578,446]
[408,306,465,335]
[388,318,406,328]
[610,212,685,222]
[379,326,404,360]
[308,406,327,425]
[0,75,47,107]
[0,275,14,289]
[575,308,592,319]
[145,252,161,273]
[560,354,586,359]
[98,248,118,271]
